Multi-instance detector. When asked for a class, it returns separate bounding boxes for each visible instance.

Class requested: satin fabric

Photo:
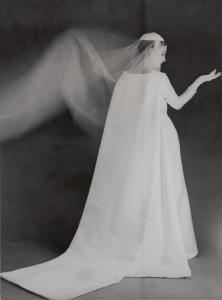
[1,70,198,300]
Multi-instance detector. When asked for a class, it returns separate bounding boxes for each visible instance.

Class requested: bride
[1,29,221,300]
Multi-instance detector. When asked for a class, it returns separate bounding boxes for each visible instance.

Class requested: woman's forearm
[177,69,221,109]
[178,77,203,108]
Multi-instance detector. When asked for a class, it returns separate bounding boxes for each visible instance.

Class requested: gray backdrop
[1,0,222,299]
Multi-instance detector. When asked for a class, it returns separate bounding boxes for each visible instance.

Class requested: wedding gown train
[1,68,198,299]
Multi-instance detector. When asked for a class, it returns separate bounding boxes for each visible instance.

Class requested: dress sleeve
[161,73,182,110]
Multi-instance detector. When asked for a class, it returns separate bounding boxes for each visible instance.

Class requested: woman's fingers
[199,70,221,82]
[208,70,221,81]
[215,72,221,78]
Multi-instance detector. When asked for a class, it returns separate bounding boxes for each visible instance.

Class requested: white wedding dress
[1,69,198,300]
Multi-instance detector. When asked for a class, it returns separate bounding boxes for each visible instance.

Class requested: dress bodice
[121,70,181,114]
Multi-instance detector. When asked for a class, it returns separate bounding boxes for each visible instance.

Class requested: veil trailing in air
[0,28,163,141]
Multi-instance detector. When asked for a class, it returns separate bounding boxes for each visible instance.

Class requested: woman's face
[146,41,167,70]
[155,43,167,68]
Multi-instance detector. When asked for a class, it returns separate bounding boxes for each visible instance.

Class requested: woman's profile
[1,30,221,300]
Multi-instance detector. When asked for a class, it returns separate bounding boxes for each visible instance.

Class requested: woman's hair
[129,39,167,74]
[137,40,154,54]
[137,40,166,54]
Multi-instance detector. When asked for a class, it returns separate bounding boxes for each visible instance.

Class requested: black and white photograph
[0,0,222,299]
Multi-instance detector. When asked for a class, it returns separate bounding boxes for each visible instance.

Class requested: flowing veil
[0,27,137,141]
[0,28,164,141]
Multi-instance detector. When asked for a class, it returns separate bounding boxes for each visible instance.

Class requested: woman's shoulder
[152,70,166,80]
[120,70,165,78]
[115,70,165,87]
[155,71,167,78]
[115,70,168,88]
[154,72,171,88]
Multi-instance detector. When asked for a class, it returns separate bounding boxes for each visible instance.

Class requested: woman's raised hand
[199,69,221,83]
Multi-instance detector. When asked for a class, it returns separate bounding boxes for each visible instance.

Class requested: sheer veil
[0,28,164,140]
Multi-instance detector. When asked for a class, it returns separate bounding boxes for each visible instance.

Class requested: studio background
[1,0,222,299]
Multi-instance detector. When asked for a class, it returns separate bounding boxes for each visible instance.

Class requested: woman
[1,31,221,299]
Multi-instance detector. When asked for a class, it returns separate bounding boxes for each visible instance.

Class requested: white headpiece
[139,32,164,42]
